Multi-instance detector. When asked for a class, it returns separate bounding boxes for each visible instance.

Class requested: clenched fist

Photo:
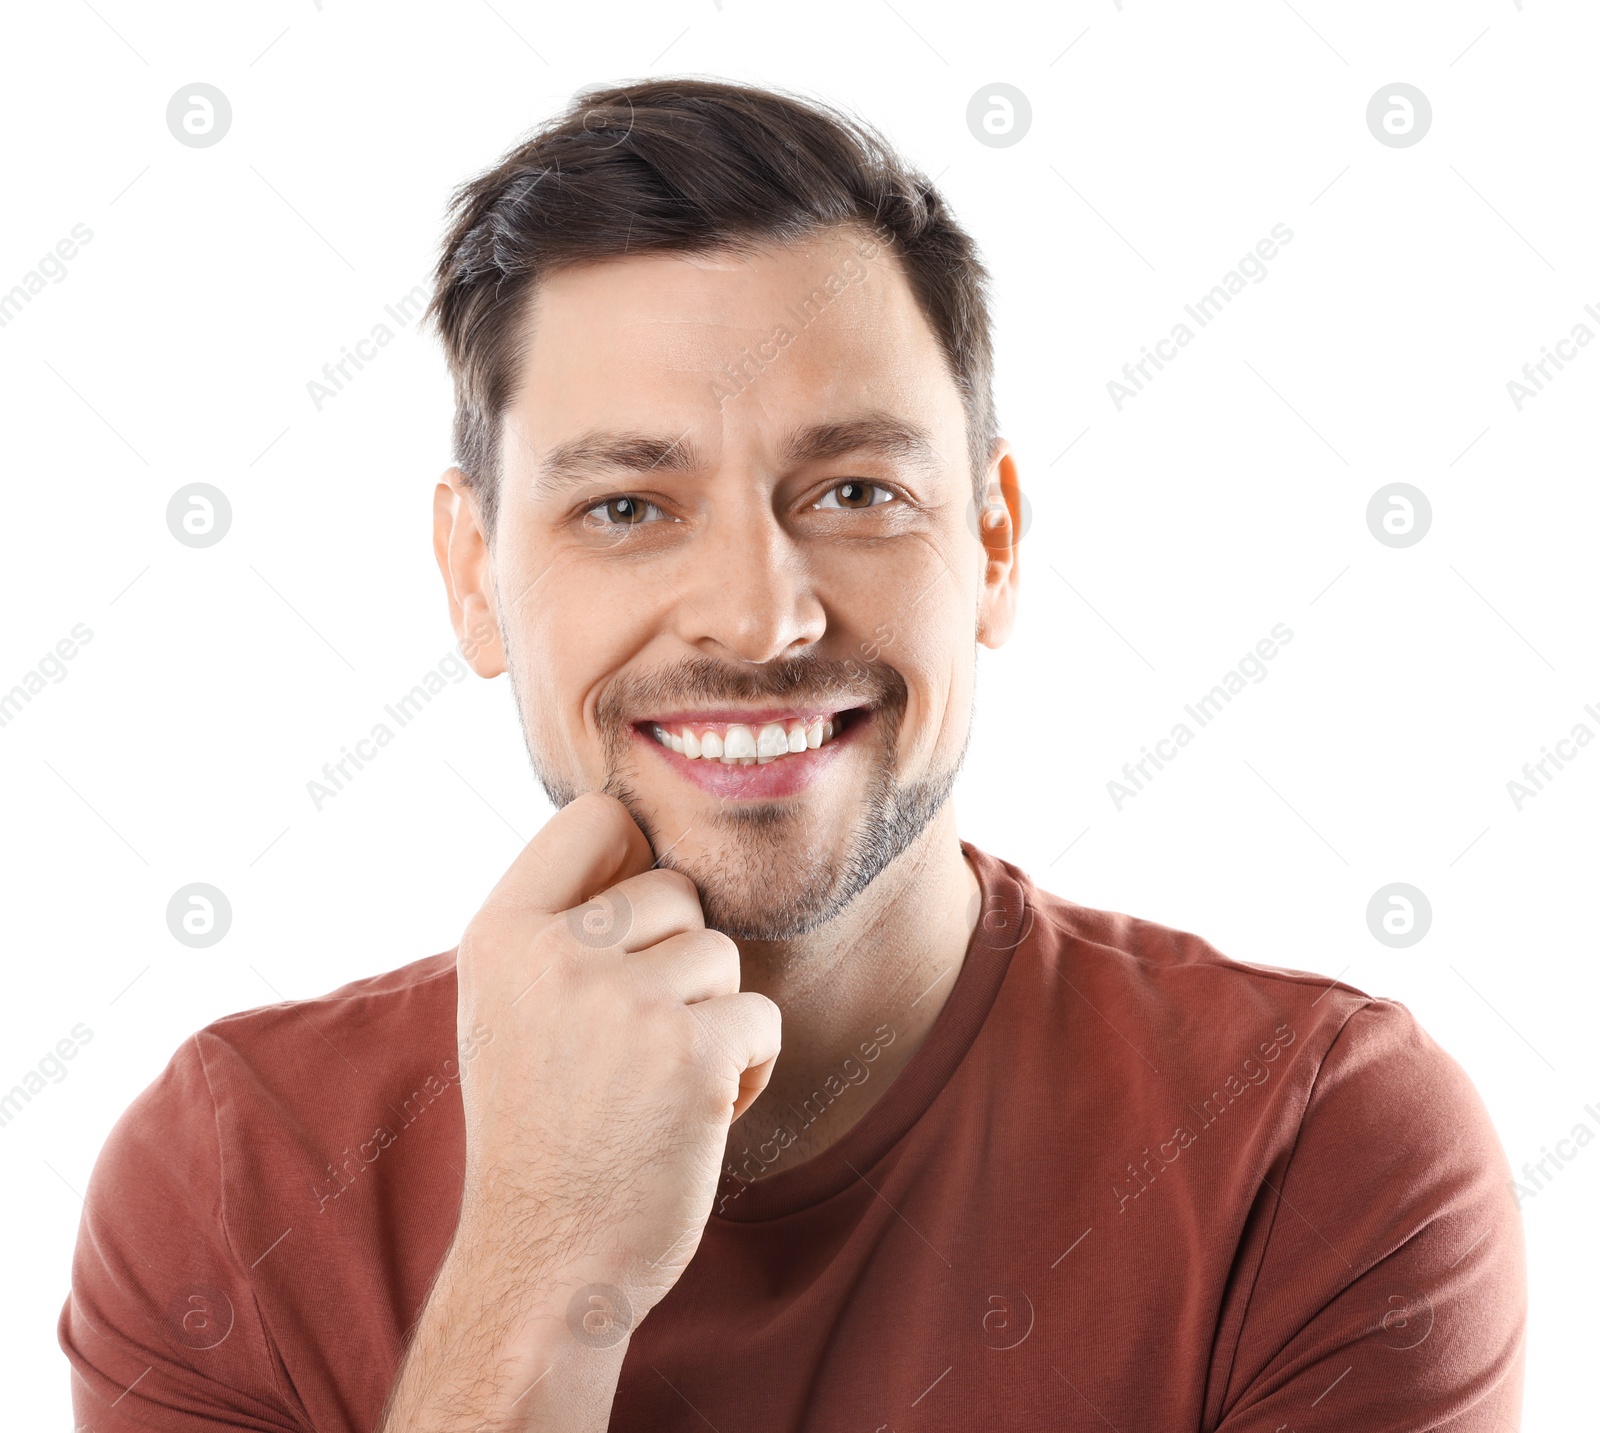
[380,792,781,1432]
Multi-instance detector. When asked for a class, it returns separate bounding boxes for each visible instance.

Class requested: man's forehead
[536,227,890,297]
[519,234,926,362]
[506,234,964,490]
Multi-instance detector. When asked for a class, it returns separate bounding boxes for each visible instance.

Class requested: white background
[2,0,1594,1426]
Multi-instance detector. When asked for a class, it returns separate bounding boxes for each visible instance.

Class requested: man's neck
[719,805,980,1186]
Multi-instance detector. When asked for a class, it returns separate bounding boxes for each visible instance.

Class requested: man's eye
[815,481,895,511]
[583,496,665,526]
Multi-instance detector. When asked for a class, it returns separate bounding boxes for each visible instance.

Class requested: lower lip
[631,713,868,800]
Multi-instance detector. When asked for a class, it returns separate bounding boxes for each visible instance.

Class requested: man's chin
[688,884,845,944]
[665,840,849,942]
[626,764,963,944]
[643,800,855,942]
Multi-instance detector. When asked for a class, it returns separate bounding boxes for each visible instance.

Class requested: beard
[518,650,967,941]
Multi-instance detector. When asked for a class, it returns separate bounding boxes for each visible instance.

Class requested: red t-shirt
[60,845,1525,1430]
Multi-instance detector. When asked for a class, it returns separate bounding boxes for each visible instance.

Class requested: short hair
[425,77,998,538]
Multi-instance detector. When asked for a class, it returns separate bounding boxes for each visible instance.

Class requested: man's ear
[975,440,1022,650]
[433,467,507,678]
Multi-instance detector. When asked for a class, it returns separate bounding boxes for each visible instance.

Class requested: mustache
[595,652,906,746]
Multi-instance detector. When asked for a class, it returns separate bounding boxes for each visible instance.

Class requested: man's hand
[379,792,782,1432]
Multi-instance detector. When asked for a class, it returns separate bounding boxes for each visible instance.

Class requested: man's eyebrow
[530,412,943,499]
[533,430,703,499]
[782,413,943,476]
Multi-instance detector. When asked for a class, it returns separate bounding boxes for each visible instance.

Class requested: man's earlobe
[456,604,506,674]
[453,596,508,683]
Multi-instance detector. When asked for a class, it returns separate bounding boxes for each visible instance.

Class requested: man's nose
[671,511,826,664]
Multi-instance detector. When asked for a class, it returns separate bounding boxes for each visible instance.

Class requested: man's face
[437,227,1019,939]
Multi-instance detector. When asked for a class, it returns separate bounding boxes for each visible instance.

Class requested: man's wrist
[379,1234,637,1432]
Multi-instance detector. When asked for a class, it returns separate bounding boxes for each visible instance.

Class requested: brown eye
[816,481,893,511]
[606,497,648,524]
[584,496,665,527]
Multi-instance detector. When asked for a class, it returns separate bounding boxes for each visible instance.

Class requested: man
[60,79,1524,1431]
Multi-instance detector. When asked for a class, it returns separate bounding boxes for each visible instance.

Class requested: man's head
[428,78,1022,940]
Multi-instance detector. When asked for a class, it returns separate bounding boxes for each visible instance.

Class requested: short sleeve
[1214,999,1526,1431]
[58,1036,303,1432]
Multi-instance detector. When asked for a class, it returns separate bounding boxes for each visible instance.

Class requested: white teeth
[652,715,849,762]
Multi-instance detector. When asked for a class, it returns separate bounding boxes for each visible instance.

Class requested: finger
[690,992,782,1124]
[625,928,740,1005]
[561,867,704,953]
[732,1051,778,1125]
[478,792,654,923]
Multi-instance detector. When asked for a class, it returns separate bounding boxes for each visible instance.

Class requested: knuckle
[744,989,780,1022]
[700,931,742,983]
[680,1035,735,1116]
[566,789,626,823]
[686,1004,736,1069]
[564,790,634,846]
[656,867,700,901]
[702,927,739,957]
[747,990,783,1038]
[687,927,735,962]
[642,867,703,919]
[565,888,634,947]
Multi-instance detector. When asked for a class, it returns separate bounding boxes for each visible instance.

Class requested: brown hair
[425,77,997,538]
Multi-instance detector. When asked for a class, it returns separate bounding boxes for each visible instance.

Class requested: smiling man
[61,80,1524,1432]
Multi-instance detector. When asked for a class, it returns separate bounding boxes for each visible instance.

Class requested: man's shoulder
[997,853,1375,1040]
[995,857,1516,1259]
[196,948,459,1067]
[999,859,1506,1180]
[99,947,469,1232]
[115,948,466,1172]
[65,950,470,1423]
[992,866,1509,1196]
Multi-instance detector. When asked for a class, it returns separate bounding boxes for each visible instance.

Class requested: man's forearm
[378,1233,632,1433]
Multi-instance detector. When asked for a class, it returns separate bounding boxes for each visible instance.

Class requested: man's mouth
[638,707,862,765]
[624,698,878,802]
